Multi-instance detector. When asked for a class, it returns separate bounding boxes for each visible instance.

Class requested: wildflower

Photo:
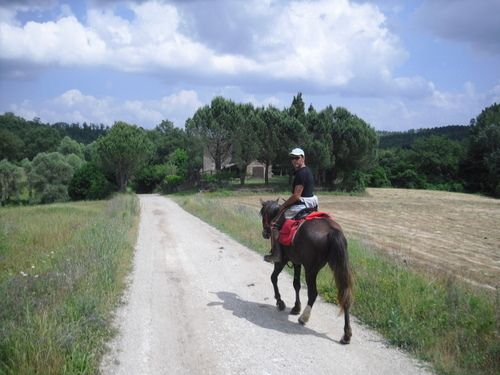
[20,271,28,277]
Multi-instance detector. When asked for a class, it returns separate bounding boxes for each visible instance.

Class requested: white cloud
[7,88,203,128]
[0,15,106,65]
[0,0,412,95]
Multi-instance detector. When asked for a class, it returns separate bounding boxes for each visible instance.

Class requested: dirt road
[100,194,431,375]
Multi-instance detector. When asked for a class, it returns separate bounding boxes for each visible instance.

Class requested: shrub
[160,175,184,193]
[68,163,113,201]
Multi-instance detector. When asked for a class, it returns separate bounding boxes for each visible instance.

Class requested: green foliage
[367,165,391,187]
[0,159,25,205]
[0,128,24,161]
[255,106,282,184]
[30,152,75,204]
[25,126,62,161]
[329,107,378,190]
[232,103,261,185]
[305,107,334,185]
[186,96,238,172]
[160,174,184,193]
[95,121,154,191]
[65,154,85,171]
[170,148,189,178]
[463,103,500,197]
[149,119,187,163]
[200,171,235,191]
[378,126,471,149]
[68,163,113,200]
[57,136,85,158]
[133,163,170,193]
[411,135,465,185]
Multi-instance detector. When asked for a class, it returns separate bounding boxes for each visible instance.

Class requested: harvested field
[234,188,500,291]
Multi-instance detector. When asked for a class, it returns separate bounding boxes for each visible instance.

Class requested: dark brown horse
[260,199,353,344]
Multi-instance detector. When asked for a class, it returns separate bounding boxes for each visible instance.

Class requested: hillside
[378,125,471,149]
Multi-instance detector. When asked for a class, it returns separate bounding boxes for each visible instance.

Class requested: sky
[0,0,499,131]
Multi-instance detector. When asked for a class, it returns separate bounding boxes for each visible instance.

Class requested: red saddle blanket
[279,212,331,246]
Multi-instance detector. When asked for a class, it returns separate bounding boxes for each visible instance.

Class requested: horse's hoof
[276,300,286,311]
[298,305,311,325]
[289,304,301,315]
[340,335,351,345]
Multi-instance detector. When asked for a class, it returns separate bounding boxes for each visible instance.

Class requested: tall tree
[0,128,24,161]
[0,159,24,205]
[329,107,378,190]
[186,97,237,172]
[463,103,500,196]
[288,92,306,125]
[57,136,85,158]
[96,121,154,191]
[149,119,187,163]
[256,106,281,184]
[30,152,74,203]
[305,106,334,185]
[232,103,260,185]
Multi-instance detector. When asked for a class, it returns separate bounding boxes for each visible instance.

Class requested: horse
[259,199,353,344]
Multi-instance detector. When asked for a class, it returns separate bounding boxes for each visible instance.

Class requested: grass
[0,194,139,375]
[174,191,499,375]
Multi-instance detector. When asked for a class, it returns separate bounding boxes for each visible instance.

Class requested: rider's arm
[278,184,303,215]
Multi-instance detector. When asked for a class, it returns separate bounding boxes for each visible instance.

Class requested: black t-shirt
[292,166,314,198]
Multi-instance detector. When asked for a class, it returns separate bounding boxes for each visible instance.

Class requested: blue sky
[1,0,499,131]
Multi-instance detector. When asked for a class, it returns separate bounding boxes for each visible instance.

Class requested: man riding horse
[264,147,318,263]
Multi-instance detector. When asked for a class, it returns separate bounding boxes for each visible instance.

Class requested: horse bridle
[261,207,272,239]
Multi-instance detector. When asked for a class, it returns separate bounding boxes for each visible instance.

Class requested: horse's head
[259,199,280,239]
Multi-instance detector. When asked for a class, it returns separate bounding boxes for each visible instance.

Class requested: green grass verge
[0,194,139,375]
[174,192,499,375]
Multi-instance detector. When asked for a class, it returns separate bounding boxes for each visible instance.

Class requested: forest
[1,95,499,205]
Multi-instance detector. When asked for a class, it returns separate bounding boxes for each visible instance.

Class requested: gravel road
[100,194,432,375]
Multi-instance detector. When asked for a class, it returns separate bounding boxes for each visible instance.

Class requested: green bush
[200,171,235,191]
[160,174,183,193]
[133,164,170,193]
[68,163,113,201]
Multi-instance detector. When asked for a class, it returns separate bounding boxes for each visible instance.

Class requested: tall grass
[0,194,139,375]
[175,192,499,375]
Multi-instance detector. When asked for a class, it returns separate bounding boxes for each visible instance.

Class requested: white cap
[289,148,305,157]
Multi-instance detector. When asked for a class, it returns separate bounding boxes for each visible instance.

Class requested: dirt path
[100,194,431,375]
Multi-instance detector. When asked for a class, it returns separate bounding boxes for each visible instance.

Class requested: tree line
[1,96,499,205]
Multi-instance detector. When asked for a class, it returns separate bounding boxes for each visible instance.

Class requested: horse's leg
[298,268,319,325]
[271,262,286,311]
[289,264,301,315]
[340,307,352,344]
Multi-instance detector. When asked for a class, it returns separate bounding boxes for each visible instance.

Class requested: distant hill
[378,125,471,149]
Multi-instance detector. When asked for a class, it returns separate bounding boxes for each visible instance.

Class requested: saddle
[279,209,330,246]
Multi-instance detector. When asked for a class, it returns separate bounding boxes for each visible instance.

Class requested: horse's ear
[260,198,264,206]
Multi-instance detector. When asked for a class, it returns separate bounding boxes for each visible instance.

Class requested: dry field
[234,188,500,291]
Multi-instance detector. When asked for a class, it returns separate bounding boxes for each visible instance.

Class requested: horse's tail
[327,229,353,314]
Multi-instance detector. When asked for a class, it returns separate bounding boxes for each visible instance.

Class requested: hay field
[236,188,500,291]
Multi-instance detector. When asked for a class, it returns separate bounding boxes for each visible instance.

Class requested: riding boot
[264,227,282,263]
